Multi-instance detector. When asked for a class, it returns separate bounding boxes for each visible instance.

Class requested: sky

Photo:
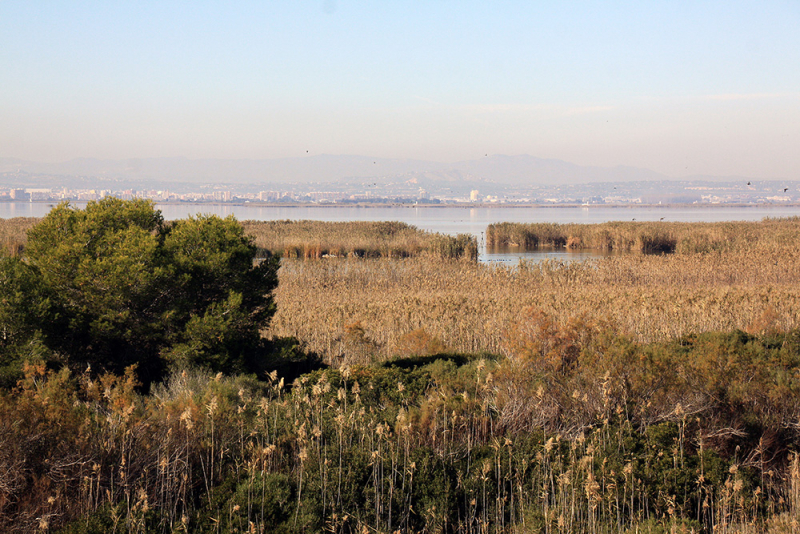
[1,1,799,179]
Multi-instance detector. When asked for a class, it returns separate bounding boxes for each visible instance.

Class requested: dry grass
[0,217,36,255]
[241,219,477,260]
[487,218,800,254]
[269,249,800,364]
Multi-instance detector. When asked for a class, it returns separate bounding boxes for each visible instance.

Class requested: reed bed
[269,249,800,364]
[2,347,797,533]
[242,220,478,260]
[486,218,800,254]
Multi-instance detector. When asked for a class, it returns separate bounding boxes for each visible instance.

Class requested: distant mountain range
[0,154,771,187]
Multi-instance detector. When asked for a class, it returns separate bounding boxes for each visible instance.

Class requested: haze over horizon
[2,2,799,182]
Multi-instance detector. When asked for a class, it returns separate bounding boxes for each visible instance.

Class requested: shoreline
[7,199,800,210]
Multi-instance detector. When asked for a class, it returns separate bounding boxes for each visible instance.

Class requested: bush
[0,199,279,383]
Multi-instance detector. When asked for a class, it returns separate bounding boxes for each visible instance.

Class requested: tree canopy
[0,198,278,383]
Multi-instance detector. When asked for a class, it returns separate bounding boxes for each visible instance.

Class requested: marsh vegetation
[242,220,478,261]
[486,219,800,254]
[0,207,798,533]
[271,246,800,364]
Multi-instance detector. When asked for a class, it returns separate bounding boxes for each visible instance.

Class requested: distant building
[309,191,345,202]
[470,190,480,202]
[10,189,29,201]
[259,191,281,201]
[27,189,52,201]
[211,190,232,202]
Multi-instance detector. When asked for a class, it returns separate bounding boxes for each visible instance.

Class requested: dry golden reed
[270,247,800,364]
[242,219,477,260]
[487,217,800,254]
[0,217,36,255]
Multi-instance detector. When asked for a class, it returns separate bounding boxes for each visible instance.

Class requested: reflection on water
[480,247,618,265]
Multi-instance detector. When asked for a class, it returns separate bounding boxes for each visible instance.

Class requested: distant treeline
[242,219,478,261]
[486,218,800,254]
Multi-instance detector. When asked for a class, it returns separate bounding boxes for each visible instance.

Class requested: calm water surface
[3,202,798,263]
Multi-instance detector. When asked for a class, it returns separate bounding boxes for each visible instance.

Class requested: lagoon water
[3,202,798,263]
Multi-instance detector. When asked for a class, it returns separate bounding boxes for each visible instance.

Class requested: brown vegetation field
[270,226,800,365]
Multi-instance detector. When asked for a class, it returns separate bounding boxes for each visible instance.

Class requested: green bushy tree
[0,198,278,383]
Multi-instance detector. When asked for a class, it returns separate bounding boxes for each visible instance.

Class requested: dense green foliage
[0,199,278,383]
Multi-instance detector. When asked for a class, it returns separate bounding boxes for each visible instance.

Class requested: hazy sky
[2,1,799,179]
